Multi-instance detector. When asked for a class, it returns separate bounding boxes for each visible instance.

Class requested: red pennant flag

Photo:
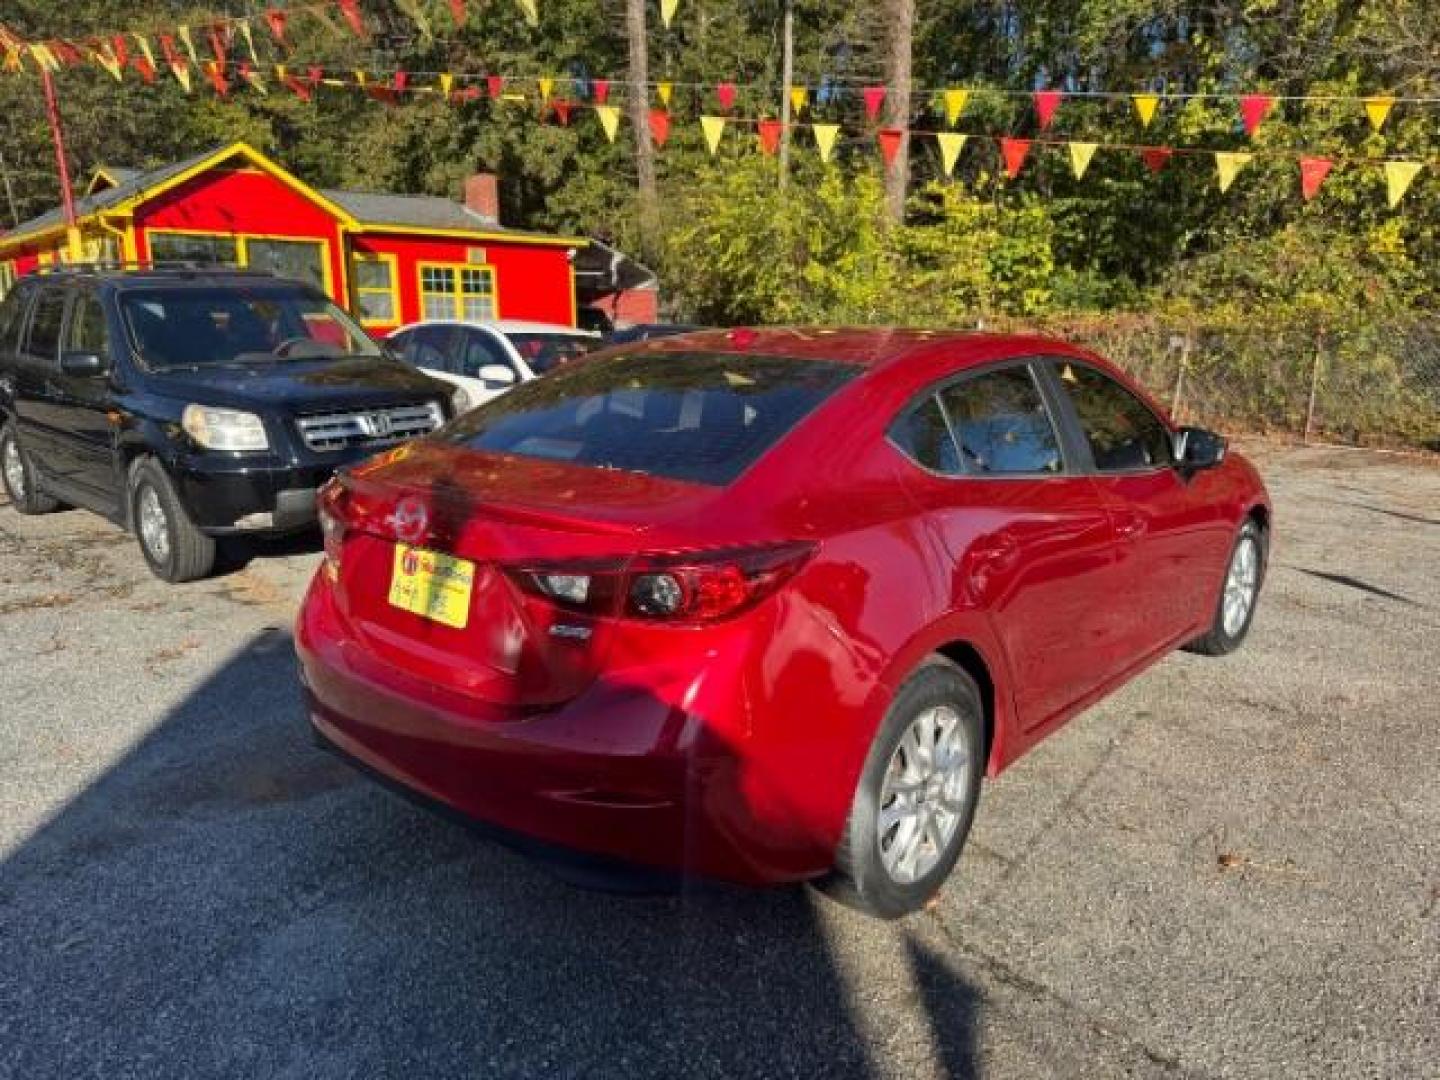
[1239,94,1274,138]
[1300,157,1333,201]
[308,64,324,86]
[1033,89,1062,130]
[111,35,128,68]
[1141,147,1173,173]
[487,74,504,99]
[592,78,610,104]
[53,41,83,66]
[862,85,886,121]
[448,0,466,26]
[265,10,287,43]
[337,0,367,39]
[716,82,737,112]
[159,34,180,68]
[285,75,313,101]
[463,86,482,101]
[204,60,229,97]
[208,27,227,67]
[757,119,784,155]
[393,70,408,95]
[551,99,573,125]
[133,56,156,83]
[1000,137,1031,179]
[878,128,904,167]
[648,108,671,147]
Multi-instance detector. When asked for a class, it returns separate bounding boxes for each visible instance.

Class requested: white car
[386,320,601,410]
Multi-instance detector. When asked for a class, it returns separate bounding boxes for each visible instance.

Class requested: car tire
[130,459,216,583]
[1186,518,1266,657]
[0,420,60,515]
[822,658,985,919]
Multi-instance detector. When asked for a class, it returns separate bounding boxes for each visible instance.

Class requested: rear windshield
[443,351,858,485]
[507,332,597,374]
[121,285,381,370]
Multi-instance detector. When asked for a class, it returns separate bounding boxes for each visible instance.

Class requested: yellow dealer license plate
[388,544,476,629]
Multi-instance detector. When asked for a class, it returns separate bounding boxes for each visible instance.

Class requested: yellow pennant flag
[1132,93,1160,127]
[240,21,260,64]
[942,88,969,126]
[1364,95,1396,132]
[1384,161,1423,208]
[94,45,124,81]
[28,43,61,72]
[595,104,621,142]
[661,0,679,28]
[172,61,192,93]
[812,123,840,163]
[538,76,554,102]
[1068,141,1099,179]
[1215,151,1253,193]
[354,70,367,87]
[700,115,726,155]
[177,26,199,65]
[935,131,968,176]
[134,34,156,71]
[275,64,288,82]
[244,68,268,95]
[439,73,454,98]
[657,81,673,107]
[516,0,539,26]
[3,48,21,73]
[789,85,808,115]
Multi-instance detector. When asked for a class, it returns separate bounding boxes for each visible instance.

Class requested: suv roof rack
[35,261,277,277]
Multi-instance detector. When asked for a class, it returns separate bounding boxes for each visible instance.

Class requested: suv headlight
[182,405,269,452]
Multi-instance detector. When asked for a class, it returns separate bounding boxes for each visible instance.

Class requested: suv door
[11,285,69,481]
[1042,358,1231,659]
[891,361,1119,734]
[50,288,121,510]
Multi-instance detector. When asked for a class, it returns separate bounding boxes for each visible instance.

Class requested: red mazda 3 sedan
[296,328,1270,917]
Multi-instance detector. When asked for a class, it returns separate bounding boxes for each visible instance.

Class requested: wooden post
[777,0,794,188]
[1304,329,1325,444]
[882,0,914,224]
[625,0,659,263]
[1170,329,1192,420]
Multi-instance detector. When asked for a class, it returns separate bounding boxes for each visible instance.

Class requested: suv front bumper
[174,457,354,535]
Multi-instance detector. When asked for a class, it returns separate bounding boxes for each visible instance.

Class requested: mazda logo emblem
[388,497,428,542]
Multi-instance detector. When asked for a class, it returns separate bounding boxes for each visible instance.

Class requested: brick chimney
[463,173,501,225]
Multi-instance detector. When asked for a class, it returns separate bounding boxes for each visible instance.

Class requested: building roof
[0,142,583,252]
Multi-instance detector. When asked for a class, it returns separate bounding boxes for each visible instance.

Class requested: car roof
[395,319,600,337]
[635,326,1096,371]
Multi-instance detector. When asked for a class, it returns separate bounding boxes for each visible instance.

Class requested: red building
[0,140,657,331]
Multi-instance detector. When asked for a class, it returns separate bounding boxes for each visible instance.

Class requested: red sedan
[296,328,1270,917]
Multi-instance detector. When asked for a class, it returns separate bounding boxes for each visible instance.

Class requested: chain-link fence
[982,315,1440,453]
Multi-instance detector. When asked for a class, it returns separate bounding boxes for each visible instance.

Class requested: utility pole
[40,66,83,261]
[882,0,914,224]
[777,0,794,188]
[625,0,659,263]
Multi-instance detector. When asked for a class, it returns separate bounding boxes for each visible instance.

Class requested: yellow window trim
[351,251,401,327]
[144,228,335,299]
[416,261,499,322]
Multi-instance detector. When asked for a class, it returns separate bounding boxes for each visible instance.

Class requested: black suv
[0,268,458,581]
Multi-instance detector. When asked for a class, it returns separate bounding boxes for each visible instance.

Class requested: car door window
[409,326,457,372]
[889,395,961,475]
[0,288,28,355]
[23,289,67,368]
[67,292,109,356]
[1055,362,1173,471]
[939,366,1063,475]
[459,330,514,380]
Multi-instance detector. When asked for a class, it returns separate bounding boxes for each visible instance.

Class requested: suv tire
[130,459,216,583]
[822,658,985,919]
[0,420,60,515]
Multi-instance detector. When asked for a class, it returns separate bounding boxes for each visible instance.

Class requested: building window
[246,237,326,291]
[419,263,496,322]
[352,253,399,325]
[148,230,240,267]
[145,231,330,293]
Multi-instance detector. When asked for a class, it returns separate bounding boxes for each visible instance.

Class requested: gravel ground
[0,442,1436,1080]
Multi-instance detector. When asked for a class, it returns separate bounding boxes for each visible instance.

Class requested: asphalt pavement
[0,442,1436,1079]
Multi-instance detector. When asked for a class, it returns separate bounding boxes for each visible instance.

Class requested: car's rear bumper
[294,573,837,886]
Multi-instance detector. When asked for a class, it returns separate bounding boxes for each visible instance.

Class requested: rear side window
[1055,361,1173,471]
[890,396,960,474]
[395,326,455,372]
[24,290,67,365]
[940,367,1063,475]
[446,351,858,486]
[67,292,109,355]
[0,288,27,355]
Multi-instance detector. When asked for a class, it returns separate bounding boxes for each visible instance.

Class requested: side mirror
[60,350,109,378]
[477,364,517,387]
[1174,426,1227,470]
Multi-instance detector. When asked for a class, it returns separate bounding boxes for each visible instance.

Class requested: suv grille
[295,401,444,452]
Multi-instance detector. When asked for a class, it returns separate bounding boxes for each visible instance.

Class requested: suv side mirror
[477,364,516,387]
[1174,426,1227,470]
[60,350,109,378]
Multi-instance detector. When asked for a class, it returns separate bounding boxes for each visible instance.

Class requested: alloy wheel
[1222,533,1260,637]
[877,704,974,885]
[137,485,171,565]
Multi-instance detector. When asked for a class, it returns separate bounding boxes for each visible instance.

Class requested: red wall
[351,233,576,331]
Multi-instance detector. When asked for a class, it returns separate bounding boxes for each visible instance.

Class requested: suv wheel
[0,421,60,515]
[130,460,216,583]
[823,658,985,919]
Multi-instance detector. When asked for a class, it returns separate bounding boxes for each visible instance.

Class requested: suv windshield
[506,332,597,375]
[121,284,381,370]
[445,351,858,486]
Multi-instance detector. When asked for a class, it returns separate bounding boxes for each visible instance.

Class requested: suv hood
[147,356,450,410]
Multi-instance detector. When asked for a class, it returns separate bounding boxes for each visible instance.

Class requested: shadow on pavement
[1,629,982,1078]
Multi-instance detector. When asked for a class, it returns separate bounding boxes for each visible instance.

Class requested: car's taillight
[507,542,814,624]
[317,480,348,581]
